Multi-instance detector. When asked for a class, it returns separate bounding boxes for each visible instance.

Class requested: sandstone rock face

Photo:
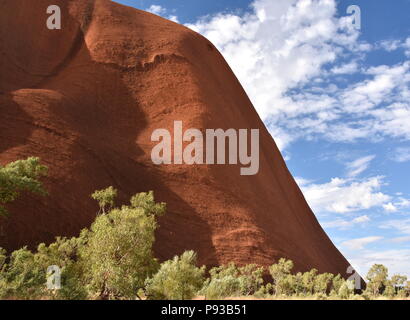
[0,0,351,275]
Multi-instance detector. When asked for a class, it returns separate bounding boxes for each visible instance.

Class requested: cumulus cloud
[146,4,166,15]
[186,0,410,150]
[382,198,410,213]
[383,202,398,213]
[298,176,390,214]
[379,39,402,52]
[331,61,359,75]
[378,37,410,56]
[186,0,365,148]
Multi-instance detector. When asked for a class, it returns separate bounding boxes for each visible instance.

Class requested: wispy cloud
[342,236,383,250]
[347,248,410,278]
[391,147,410,163]
[346,155,375,177]
[321,215,370,229]
[390,236,410,244]
[381,218,410,235]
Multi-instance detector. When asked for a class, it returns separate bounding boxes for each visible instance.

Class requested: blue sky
[114,0,410,277]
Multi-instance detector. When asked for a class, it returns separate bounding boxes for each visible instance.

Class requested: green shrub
[313,273,334,294]
[81,191,165,299]
[254,283,273,298]
[331,274,345,293]
[237,264,264,295]
[201,263,264,299]
[201,275,241,300]
[0,235,87,300]
[145,251,205,300]
[200,263,240,299]
[338,280,354,299]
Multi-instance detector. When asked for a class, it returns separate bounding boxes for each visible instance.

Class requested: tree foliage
[269,258,294,296]
[0,236,86,300]
[0,171,409,301]
[145,251,205,300]
[200,262,264,299]
[0,188,167,300]
[91,186,117,214]
[0,157,47,216]
[81,190,165,299]
[366,264,388,296]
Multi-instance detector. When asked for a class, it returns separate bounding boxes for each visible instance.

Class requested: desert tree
[338,280,354,299]
[301,268,318,295]
[391,274,407,297]
[91,186,117,214]
[366,264,389,296]
[269,258,294,296]
[0,235,87,300]
[0,157,47,217]
[200,263,242,299]
[81,191,165,299]
[145,251,205,300]
[237,264,264,296]
[313,273,334,295]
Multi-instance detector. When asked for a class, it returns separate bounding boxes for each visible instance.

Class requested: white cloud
[383,202,398,212]
[186,0,367,149]
[390,236,410,244]
[392,147,410,163]
[321,215,370,229]
[331,61,359,75]
[396,198,410,208]
[378,37,410,57]
[382,218,410,235]
[146,4,166,15]
[294,177,313,187]
[146,5,179,23]
[405,37,410,57]
[342,236,383,250]
[378,39,402,52]
[347,249,410,278]
[353,215,371,223]
[186,1,410,150]
[346,155,375,177]
[299,176,390,214]
[382,198,410,213]
[168,15,179,23]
